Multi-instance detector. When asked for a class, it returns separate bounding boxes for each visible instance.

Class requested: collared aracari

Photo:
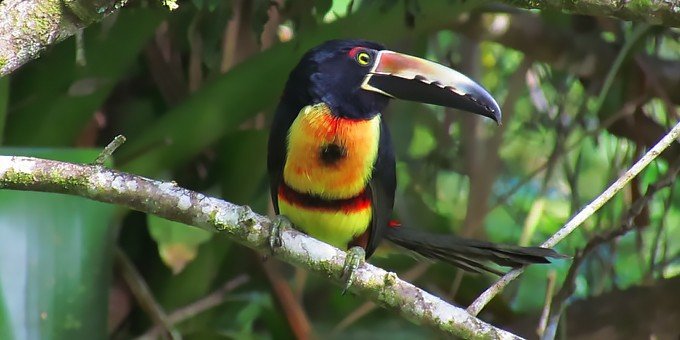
[267,39,563,290]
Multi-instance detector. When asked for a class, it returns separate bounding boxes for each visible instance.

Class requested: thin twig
[260,258,312,340]
[490,93,646,213]
[75,29,86,67]
[635,55,680,120]
[138,274,250,339]
[467,121,680,316]
[470,24,662,315]
[591,24,653,118]
[491,21,651,212]
[94,135,127,165]
[448,269,465,300]
[536,270,557,338]
[647,184,675,280]
[116,248,179,340]
[540,158,680,340]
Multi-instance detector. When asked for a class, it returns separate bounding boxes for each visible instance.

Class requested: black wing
[365,119,397,257]
[267,100,301,214]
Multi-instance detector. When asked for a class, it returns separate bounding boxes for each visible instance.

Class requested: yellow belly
[281,103,380,248]
[278,198,372,249]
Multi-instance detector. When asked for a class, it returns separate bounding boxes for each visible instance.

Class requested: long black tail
[385,225,566,275]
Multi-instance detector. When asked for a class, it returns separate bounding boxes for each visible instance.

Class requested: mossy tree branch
[0,156,522,340]
[0,0,127,76]
[503,0,680,27]
[1,0,679,78]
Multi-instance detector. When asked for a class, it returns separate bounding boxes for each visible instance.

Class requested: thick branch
[0,156,520,340]
[503,0,680,28]
[0,0,126,76]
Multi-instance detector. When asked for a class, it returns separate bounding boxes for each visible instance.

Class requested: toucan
[267,39,563,290]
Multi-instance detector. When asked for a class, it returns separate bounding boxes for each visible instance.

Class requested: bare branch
[116,248,179,340]
[260,259,313,339]
[467,120,680,316]
[0,156,521,339]
[539,158,680,340]
[94,134,127,165]
[536,270,557,338]
[139,274,250,339]
[501,0,680,28]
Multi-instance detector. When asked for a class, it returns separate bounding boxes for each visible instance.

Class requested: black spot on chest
[319,143,346,165]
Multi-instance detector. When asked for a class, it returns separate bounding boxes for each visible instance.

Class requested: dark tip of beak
[464,92,502,125]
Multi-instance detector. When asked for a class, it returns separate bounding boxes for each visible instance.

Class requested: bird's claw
[341,246,366,295]
[268,215,290,253]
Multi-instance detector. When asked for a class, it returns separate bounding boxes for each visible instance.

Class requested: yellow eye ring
[356,52,371,66]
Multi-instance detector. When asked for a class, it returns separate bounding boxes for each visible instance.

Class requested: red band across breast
[278,184,371,213]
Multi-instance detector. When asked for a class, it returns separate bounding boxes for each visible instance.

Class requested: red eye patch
[348,47,364,58]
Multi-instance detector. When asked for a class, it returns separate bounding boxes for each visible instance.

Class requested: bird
[267,39,563,291]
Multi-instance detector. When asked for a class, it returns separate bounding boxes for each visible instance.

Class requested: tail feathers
[385,226,566,275]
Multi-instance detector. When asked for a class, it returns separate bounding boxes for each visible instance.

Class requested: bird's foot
[341,246,366,295]
[268,215,291,253]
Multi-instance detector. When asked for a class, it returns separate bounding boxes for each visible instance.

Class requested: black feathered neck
[281,39,390,120]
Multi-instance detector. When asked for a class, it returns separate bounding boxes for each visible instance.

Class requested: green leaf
[234,293,271,337]
[512,265,567,313]
[0,148,117,339]
[5,9,164,146]
[314,0,333,20]
[0,279,13,340]
[191,0,204,9]
[408,124,436,158]
[119,0,485,176]
[219,130,268,208]
[148,215,213,274]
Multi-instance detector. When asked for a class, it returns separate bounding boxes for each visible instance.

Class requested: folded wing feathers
[385,226,565,275]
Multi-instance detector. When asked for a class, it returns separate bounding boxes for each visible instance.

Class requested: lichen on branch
[504,0,680,27]
[0,0,127,76]
[0,155,521,340]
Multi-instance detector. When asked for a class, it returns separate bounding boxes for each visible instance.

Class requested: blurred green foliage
[0,0,678,338]
[0,149,117,339]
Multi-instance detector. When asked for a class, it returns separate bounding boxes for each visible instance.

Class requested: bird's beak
[361,50,501,124]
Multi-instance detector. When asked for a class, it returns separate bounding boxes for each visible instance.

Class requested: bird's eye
[355,52,371,66]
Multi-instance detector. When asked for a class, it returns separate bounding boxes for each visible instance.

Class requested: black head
[283,39,390,119]
[280,39,502,122]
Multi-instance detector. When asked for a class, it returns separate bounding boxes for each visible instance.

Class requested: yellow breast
[283,103,381,199]
[277,189,373,249]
